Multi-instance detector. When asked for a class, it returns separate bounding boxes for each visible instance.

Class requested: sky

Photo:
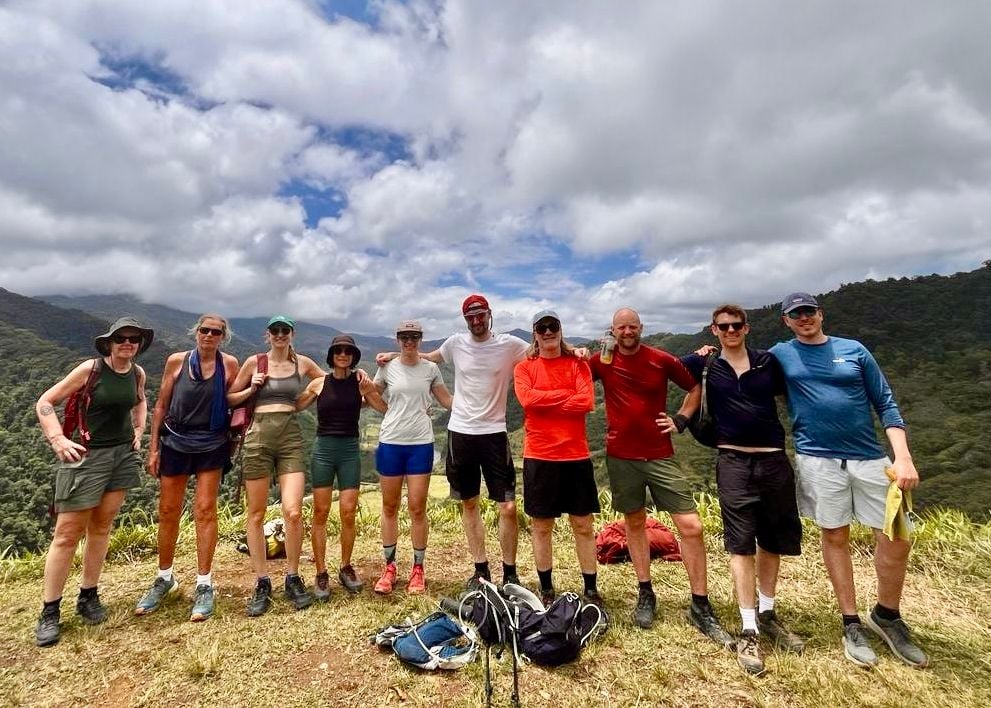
[1,1,989,338]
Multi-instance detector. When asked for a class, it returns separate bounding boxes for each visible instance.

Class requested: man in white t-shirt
[379,294,528,588]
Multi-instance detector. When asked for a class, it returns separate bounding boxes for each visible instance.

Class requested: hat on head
[531,309,561,326]
[396,319,423,334]
[780,292,820,314]
[326,334,361,368]
[94,316,154,356]
[462,294,490,316]
[266,314,295,330]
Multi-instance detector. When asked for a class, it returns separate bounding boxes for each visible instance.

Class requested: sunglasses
[715,322,746,332]
[331,346,353,356]
[111,334,142,344]
[198,327,224,336]
[397,333,422,342]
[786,307,819,320]
[268,326,293,336]
[534,320,561,335]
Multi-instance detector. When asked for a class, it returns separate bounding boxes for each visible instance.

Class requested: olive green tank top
[87,363,139,448]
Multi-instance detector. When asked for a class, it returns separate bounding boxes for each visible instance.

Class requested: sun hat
[94,316,154,356]
[326,334,362,367]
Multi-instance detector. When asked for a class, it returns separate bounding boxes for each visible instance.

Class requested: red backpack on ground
[595,518,682,564]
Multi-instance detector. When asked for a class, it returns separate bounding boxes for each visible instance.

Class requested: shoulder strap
[699,352,718,418]
[257,352,268,375]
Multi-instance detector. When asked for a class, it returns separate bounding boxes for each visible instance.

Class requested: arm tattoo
[39,405,55,416]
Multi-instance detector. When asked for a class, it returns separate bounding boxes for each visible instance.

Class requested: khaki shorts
[242,412,305,481]
[54,443,140,513]
[795,454,905,531]
[606,456,697,515]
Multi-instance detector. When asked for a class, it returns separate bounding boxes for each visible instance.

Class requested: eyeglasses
[198,327,224,336]
[397,333,422,342]
[331,346,352,356]
[715,322,746,332]
[111,334,142,344]
[786,307,819,320]
[268,326,292,336]
[534,321,561,335]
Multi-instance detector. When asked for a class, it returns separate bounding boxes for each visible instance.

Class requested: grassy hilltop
[1,483,989,707]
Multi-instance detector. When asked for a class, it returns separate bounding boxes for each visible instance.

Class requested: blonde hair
[188,313,233,345]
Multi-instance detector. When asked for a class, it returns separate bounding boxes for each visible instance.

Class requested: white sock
[157,567,173,582]
[196,572,213,588]
[740,607,758,633]
[758,590,775,614]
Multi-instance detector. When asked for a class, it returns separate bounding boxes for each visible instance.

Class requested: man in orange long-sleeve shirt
[514,310,602,608]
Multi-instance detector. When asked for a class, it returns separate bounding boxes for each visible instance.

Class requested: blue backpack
[374,611,478,670]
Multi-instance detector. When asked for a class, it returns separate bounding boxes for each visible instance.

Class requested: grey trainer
[737,629,765,675]
[687,602,735,650]
[758,610,806,653]
[866,611,929,668]
[35,606,61,647]
[135,576,180,616]
[842,622,879,667]
[189,584,214,622]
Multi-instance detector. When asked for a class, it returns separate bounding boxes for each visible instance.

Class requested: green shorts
[242,412,305,481]
[310,435,361,490]
[54,442,140,513]
[606,456,697,515]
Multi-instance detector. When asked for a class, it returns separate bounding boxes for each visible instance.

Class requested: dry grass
[1,487,989,707]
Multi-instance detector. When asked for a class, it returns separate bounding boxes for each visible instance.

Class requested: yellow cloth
[883,467,913,541]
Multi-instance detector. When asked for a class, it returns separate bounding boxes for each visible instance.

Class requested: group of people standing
[32,292,927,678]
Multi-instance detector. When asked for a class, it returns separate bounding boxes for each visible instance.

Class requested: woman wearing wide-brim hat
[33,316,153,647]
[226,315,325,616]
[296,334,387,599]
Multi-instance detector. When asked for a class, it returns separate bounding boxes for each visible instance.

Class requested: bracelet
[672,414,689,433]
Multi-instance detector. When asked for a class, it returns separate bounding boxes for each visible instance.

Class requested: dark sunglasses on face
[534,320,561,335]
[111,334,142,344]
[715,322,746,332]
[268,326,292,336]
[198,327,224,336]
[397,333,422,342]
[786,307,819,320]
[331,346,352,356]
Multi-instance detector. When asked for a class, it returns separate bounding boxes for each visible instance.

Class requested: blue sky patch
[279,179,348,228]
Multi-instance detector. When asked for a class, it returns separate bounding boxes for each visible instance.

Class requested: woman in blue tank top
[138,314,240,622]
[227,315,324,617]
[296,334,386,598]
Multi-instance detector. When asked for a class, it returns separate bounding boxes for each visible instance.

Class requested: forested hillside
[2,267,989,554]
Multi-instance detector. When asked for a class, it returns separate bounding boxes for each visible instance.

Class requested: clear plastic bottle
[600,329,616,365]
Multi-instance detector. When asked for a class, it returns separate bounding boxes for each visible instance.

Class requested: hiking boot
[35,606,61,647]
[502,571,521,588]
[374,562,397,595]
[76,592,107,625]
[632,589,657,629]
[246,578,272,617]
[338,565,363,594]
[687,601,734,650]
[285,575,314,610]
[758,610,805,653]
[540,587,556,608]
[866,611,928,668]
[583,588,605,610]
[135,576,180,616]
[407,564,426,594]
[737,630,765,675]
[313,571,331,602]
[465,568,491,592]
[190,584,214,622]
[842,622,879,667]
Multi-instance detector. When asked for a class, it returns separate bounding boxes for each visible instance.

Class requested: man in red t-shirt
[590,308,731,646]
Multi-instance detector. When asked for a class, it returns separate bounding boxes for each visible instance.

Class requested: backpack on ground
[595,517,682,564]
[373,611,478,671]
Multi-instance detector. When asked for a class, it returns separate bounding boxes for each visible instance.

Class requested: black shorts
[160,442,230,478]
[522,458,600,519]
[716,450,802,556]
[445,431,516,502]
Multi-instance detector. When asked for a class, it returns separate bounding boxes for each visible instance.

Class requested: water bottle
[600,329,616,365]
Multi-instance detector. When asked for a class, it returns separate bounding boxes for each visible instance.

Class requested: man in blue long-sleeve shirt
[771,292,927,669]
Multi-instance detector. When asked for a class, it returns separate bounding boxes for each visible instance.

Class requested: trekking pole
[484,645,493,707]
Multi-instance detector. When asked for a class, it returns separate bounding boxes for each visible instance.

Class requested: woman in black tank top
[140,314,239,622]
[296,335,386,597]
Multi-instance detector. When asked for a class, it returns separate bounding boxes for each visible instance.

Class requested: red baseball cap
[462,294,490,316]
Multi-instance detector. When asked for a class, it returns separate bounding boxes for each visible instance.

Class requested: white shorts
[794,454,908,531]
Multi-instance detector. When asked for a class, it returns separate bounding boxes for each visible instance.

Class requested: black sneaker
[465,569,492,592]
[35,606,61,647]
[540,587,556,608]
[687,601,735,650]
[758,610,805,653]
[313,571,330,602]
[246,578,272,617]
[583,588,606,610]
[76,592,107,625]
[285,574,314,610]
[502,571,521,588]
[633,589,657,629]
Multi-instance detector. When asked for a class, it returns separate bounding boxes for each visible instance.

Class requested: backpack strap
[73,358,104,444]
[257,352,268,375]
